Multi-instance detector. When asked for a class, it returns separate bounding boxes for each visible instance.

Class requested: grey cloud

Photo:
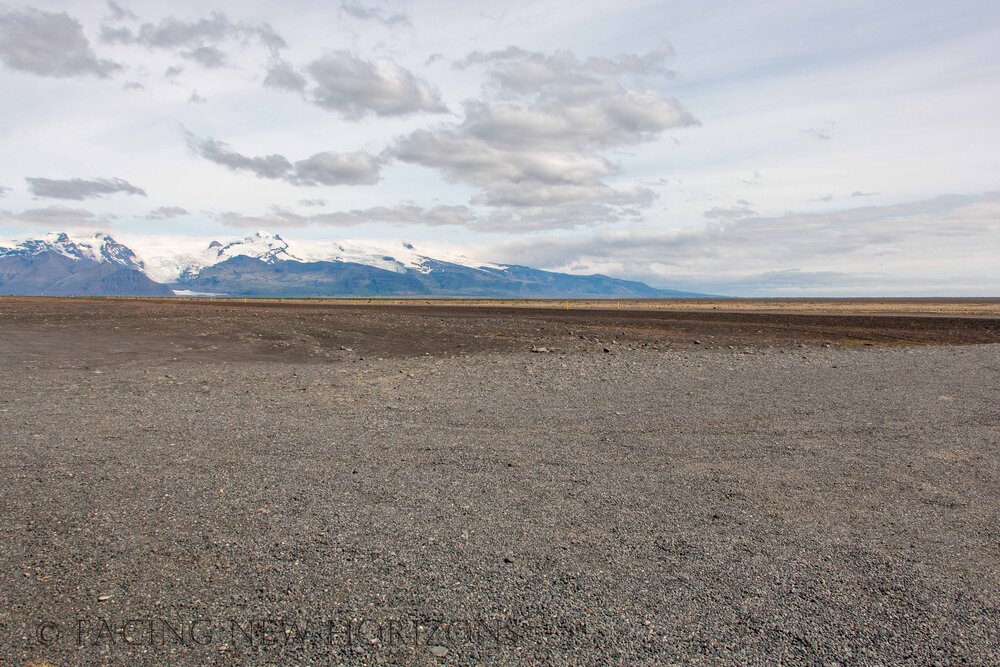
[186,134,291,178]
[188,91,206,103]
[186,133,382,186]
[146,206,189,220]
[0,8,121,78]
[341,1,411,28]
[803,121,836,140]
[182,45,227,68]
[457,43,676,81]
[0,186,10,197]
[106,2,138,23]
[0,205,109,227]
[99,24,133,44]
[587,43,676,77]
[704,204,756,219]
[393,45,695,230]
[486,193,1000,295]
[475,199,648,232]
[135,13,237,48]
[299,199,327,207]
[457,93,693,151]
[26,177,147,200]
[395,130,617,189]
[105,11,285,55]
[122,80,144,90]
[812,191,879,202]
[219,204,474,228]
[264,58,307,92]
[164,65,183,78]
[291,152,382,186]
[305,51,447,118]
[249,23,288,53]
[312,204,474,227]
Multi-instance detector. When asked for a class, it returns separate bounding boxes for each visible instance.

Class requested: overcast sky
[1,0,998,295]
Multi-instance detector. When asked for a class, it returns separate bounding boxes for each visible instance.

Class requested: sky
[1,0,999,296]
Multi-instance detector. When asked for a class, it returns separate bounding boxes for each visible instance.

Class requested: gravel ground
[1,303,998,665]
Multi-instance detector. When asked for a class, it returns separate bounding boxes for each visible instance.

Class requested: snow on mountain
[0,232,144,270]
[2,231,698,298]
[129,231,506,283]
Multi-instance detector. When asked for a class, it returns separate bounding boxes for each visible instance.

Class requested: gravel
[0,308,998,665]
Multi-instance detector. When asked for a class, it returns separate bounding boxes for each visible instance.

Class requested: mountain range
[0,232,703,298]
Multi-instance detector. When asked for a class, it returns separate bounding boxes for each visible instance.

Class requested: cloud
[164,65,183,78]
[101,11,286,62]
[188,91,206,103]
[0,186,10,197]
[100,25,133,44]
[290,152,382,186]
[264,58,307,92]
[106,2,138,23]
[851,191,878,198]
[146,206,189,220]
[219,204,475,228]
[136,13,254,48]
[186,135,290,178]
[391,45,695,230]
[0,8,120,78]
[185,132,382,186]
[802,121,836,140]
[704,203,756,219]
[299,199,327,207]
[0,205,110,227]
[455,43,677,81]
[304,52,447,118]
[340,1,411,28]
[486,193,1000,295]
[182,45,227,69]
[122,80,144,90]
[26,177,147,200]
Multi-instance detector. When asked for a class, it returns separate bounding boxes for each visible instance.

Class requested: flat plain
[1,297,998,665]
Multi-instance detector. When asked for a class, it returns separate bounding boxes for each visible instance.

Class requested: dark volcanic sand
[1,298,998,665]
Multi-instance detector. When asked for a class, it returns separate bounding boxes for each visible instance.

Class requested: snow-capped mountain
[1,231,704,298]
[138,231,507,283]
[0,232,171,296]
[0,232,145,270]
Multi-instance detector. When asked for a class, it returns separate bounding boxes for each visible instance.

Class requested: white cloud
[393,44,695,230]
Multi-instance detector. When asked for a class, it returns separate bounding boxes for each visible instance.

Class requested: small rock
[693,339,703,345]
[530,346,550,353]
[429,646,449,657]
[603,347,611,353]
